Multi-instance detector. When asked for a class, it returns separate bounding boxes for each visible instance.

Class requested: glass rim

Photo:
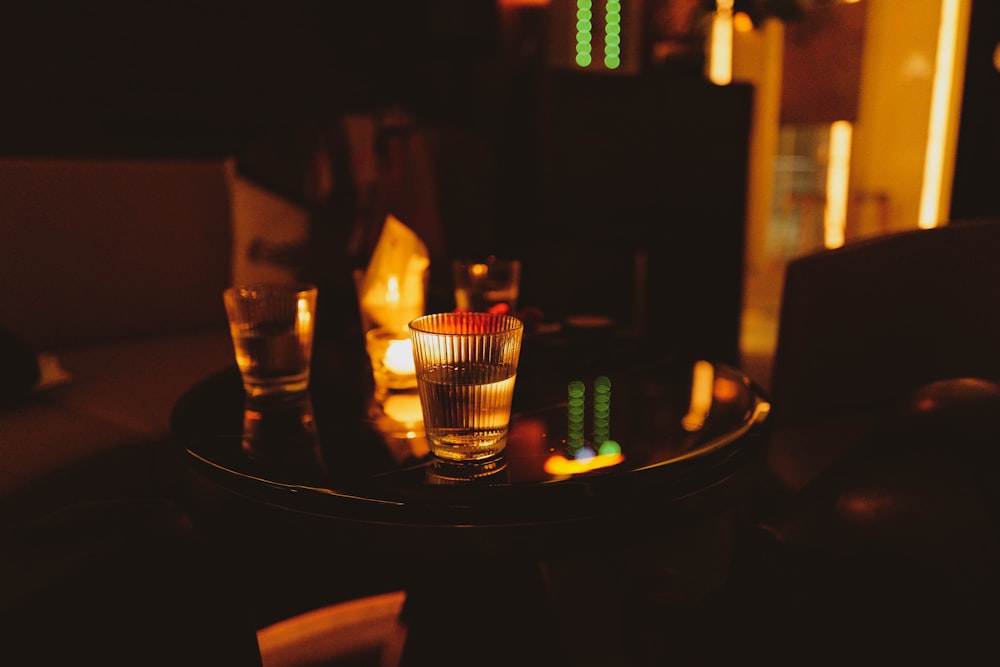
[451,256,521,268]
[224,282,317,299]
[408,312,524,336]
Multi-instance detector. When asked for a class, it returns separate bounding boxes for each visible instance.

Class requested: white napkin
[357,214,429,331]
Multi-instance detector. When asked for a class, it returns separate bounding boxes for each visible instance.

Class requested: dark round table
[171,331,771,665]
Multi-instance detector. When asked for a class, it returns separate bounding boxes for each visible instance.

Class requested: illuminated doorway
[733,0,972,389]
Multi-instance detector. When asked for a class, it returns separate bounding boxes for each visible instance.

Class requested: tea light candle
[384,338,415,376]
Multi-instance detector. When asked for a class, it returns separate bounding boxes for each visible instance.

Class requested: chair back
[770,217,1000,427]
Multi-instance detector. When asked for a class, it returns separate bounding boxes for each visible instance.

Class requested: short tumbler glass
[409,312,524,461]
[452,257,521,314]
[223,283,317,399]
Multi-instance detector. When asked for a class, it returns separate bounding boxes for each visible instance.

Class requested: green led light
[576,0,594,69]
[603,1,622,72]
[593,375,611,450]
[568,377,586,447]
[599,440,621,456]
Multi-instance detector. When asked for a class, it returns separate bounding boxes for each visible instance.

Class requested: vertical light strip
[576,0,594,68]
[604,0,622,70]
[709,0,734,85]
[593,376,611,447]
[567,380,585,450]
[824,121,853,248]
[918,0,962,228]
[681,361,715,432]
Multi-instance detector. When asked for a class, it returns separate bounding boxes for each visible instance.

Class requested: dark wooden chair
[766,217,1000,493]
[717,218,1000,664]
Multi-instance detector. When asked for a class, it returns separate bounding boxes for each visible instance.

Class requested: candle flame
[385,275,400,307]
[383,338,416,376]
[296,297,312,333]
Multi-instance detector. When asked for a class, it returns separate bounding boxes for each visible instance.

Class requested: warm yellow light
[382,393,424,425]
[296,297,312,332]
[682,360,715,431]
[385,274,400,307]
[543,452,625,476]
[713,376,740,402]
[918,0,964,228]
[383,338,415,376]
[709,0,734,85]
[824,120,853,249]
[733,11,753,33]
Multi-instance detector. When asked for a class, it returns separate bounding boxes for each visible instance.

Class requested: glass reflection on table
[241,394,327,478]
[174,328,771,538]
[426,455,510,485]
[220,355,769,489]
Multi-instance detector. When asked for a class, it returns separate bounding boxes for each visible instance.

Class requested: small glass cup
[366,326,419,401]
[452,257,521,314]
[409,312,524,461]
[223,283,317,399]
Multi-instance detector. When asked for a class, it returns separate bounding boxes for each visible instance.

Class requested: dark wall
[511,72,755,365]
[0,1,499,158]
[2,2,754,363]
